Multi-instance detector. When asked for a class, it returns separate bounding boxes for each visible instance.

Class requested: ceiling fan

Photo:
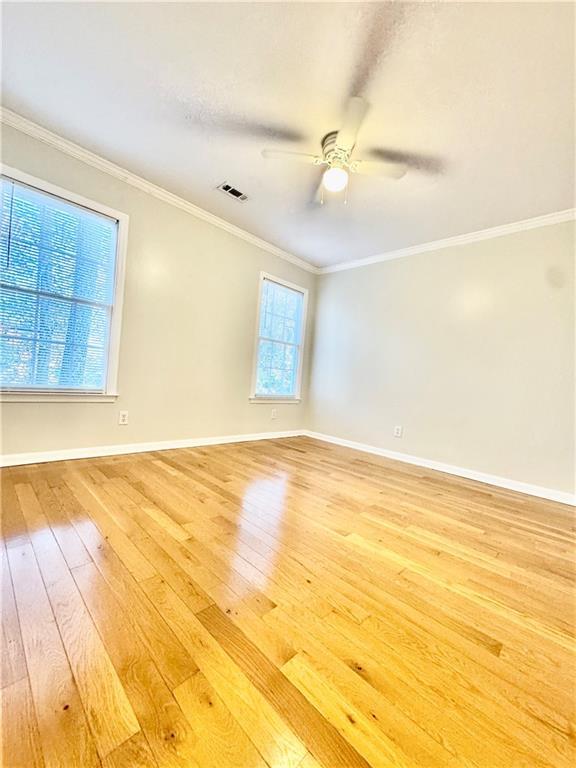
[183,7,442,204]
[261,96,407,202]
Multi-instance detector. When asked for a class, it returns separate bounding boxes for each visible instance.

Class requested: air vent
[217,182,248,202]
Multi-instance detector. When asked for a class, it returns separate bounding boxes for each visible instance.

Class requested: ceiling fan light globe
[322,166,349,192]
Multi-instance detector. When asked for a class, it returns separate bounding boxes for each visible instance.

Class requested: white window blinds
[254,275,306,398]
[0,177,119,392]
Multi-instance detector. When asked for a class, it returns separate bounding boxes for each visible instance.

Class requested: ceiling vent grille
[217,182,248,202]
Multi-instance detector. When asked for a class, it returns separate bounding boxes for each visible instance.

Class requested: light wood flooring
[1,436,574,767]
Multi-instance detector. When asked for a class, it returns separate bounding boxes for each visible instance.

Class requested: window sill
[0,392,119,403]
[249,397,301,404]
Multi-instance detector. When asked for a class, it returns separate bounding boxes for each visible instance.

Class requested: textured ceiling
[2,2,574,268]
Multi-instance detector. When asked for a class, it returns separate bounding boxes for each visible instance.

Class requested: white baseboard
[3,429,573,506]
[0,430,304,468]
[303,431,575,507]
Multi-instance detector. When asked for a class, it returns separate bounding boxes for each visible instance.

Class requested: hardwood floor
[1,436,574,767]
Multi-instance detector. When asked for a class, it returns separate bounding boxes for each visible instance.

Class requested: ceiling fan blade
[262,149,320,164]
[352,159,407,179]
[348,4,405,99]
[305,168,326,209]
[185,111,304,142]
[336,96,369,152]
[368,147,444,174]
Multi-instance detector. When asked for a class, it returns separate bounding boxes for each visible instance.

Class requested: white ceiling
[2,2,574,268]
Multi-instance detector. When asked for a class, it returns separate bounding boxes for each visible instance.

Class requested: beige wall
[308,223,575,494]
[0,125,315,455]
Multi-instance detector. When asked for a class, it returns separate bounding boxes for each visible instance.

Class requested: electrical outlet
[393,425,403,438]
[271,408,278,420]
[118,410,129,426]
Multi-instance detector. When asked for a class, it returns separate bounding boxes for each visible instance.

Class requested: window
[251,273,307,401]
[0,168,127,397]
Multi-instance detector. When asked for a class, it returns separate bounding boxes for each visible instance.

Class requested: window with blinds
[253,274,307,399]
[0,175,121,394]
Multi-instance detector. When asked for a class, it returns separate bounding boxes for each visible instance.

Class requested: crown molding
[320,208,576,274]
[0,108,319,274]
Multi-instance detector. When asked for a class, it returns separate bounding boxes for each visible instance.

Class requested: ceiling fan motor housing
[321,131,352,169]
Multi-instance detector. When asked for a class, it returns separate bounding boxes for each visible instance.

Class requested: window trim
[0,164,128,402]
[249,271,308,403]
